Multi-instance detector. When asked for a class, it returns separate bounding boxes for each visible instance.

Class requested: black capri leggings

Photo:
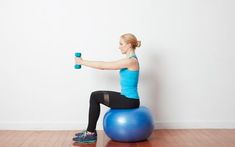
[87,90,140,132]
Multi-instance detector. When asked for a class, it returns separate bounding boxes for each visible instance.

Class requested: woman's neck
[126,49,135,58]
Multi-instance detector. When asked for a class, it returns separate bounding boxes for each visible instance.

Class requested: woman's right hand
[75,57,83,65]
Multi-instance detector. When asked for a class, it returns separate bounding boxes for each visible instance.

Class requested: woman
[73,33,141,143]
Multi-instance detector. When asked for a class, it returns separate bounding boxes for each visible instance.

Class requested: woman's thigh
[91,90,139,109]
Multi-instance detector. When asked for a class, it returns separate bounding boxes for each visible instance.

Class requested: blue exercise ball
[103,106,154,142]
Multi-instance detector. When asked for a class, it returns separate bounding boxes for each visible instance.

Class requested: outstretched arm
[75,57,136,70]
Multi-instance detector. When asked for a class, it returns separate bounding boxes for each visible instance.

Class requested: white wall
[0,0,235,130]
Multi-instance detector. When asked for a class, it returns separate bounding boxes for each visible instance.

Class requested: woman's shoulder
[127,57,139,71]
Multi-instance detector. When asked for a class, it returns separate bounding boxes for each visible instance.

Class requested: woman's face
[119,38,131,54]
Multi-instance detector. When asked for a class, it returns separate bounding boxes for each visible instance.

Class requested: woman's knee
[90,91,103,104]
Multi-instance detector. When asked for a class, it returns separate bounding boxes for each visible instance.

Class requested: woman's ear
[127,43,132,49]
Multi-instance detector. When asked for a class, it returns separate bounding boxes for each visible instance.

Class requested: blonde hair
[121,33,141,49]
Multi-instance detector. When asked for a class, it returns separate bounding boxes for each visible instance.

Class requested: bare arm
[75,57,136,70]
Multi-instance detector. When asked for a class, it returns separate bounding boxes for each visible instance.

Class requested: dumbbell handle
[74,52,82,69]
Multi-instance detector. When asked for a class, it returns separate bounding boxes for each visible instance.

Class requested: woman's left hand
[75,57,83,64]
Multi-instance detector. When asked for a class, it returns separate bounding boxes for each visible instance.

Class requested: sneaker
[75,130,97,137]
[73,131,97,143]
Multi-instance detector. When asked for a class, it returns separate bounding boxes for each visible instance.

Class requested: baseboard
[0,121,235,130]
[155,121,235,129]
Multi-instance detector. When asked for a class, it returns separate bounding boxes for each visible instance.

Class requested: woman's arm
[75,57,136,70]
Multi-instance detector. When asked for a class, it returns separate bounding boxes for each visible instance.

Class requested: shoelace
[79,130,86,135]
[80,131,89,138]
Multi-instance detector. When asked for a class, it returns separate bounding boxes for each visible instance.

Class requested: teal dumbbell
[74,52,82,69]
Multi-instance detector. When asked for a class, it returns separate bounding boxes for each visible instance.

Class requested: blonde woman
[73,33,141,143]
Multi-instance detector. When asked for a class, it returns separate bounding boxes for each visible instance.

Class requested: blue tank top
[119,55,139,99]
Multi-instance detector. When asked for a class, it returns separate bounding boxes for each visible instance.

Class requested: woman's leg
[86,91,105,132]
[86,90,140,132]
